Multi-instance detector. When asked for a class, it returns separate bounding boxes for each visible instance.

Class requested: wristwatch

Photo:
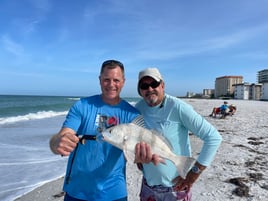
[191,165,202,174]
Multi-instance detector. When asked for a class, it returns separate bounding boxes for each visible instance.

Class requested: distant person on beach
[134,68,222,201]
[228,104,237,115]
[209,101,229,118]
[221,104,237,119]
[49,60,141,201]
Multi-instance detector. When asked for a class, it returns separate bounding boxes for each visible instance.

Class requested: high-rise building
[214,76,243,98]
[257,69,268,83]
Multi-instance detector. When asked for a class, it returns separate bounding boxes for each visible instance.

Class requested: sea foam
[0,110,67,125]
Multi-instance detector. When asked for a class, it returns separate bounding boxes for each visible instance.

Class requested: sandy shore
[15,99,268,201]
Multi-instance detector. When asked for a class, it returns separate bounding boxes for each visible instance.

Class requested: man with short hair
[50,60,140,201]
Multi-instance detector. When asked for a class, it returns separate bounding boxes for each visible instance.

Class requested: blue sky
[1,0,268,97]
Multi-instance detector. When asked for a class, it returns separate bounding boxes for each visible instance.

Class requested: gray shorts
[139,178,192,201]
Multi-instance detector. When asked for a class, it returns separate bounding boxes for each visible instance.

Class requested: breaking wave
[0,110,67,125]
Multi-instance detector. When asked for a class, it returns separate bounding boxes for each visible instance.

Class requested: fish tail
[172,155,196,179]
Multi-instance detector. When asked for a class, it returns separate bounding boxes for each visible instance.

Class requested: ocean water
[0,95,139,201]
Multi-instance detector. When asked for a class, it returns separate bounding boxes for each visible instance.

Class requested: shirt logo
[96,114,119,132]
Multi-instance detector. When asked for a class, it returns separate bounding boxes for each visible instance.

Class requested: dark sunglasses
[139,80,161,90]
[101,60,124,69]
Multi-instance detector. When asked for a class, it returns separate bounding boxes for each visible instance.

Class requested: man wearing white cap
[135,68,222,201]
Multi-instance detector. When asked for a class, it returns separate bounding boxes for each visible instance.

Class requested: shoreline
[14,177,65,201]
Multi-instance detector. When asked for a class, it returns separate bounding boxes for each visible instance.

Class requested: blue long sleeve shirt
[135,94,222,187]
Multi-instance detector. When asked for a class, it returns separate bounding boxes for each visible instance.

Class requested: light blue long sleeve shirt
[135,94,222,187]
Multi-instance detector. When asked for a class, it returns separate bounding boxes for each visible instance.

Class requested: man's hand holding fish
[134,141,162,165]
[135,142,206,192]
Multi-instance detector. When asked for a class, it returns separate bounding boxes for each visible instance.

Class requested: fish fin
[172,155,196,179]
[123,146,135,162]
[122,136,135,162]
[131,115,145,127]
[124,150,135,163]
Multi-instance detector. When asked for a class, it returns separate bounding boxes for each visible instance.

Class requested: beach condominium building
[233,83,262,100]
[214,76,243,98]
[261,83,268,100]
[233,83,250,100]
[203,89,215,98]
[258,69,268,100]
[257,69,268,83]
[251,83,262,100]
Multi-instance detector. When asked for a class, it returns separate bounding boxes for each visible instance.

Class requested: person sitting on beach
[209,101,229,118]
[221,104,237,119]
[228,104,237,116]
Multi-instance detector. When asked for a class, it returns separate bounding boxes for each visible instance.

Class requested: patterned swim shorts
[139,178,192,201]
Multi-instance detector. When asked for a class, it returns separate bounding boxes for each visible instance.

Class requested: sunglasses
[101,60,124,69]
[139,80,161,90]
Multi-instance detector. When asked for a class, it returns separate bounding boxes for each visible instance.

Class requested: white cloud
[1,35,25,57]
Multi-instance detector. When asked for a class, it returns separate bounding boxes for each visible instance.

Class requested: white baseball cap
[138,68,163,82]
[137,68,163,95]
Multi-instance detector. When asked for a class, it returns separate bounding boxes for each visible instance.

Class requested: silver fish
[102,122,196,179]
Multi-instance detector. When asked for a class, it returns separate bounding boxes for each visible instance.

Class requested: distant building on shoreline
[203,89,214,98]
[230,69,268,100]
[214,76,243,98]
[257,69,268,100]
[233,83,262,100]
[257,69,268,83]
[193,69,268,101]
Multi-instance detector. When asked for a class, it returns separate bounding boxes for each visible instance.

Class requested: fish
[101,120,196,179]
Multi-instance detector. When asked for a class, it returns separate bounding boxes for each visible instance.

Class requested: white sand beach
[15,99,268,201]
